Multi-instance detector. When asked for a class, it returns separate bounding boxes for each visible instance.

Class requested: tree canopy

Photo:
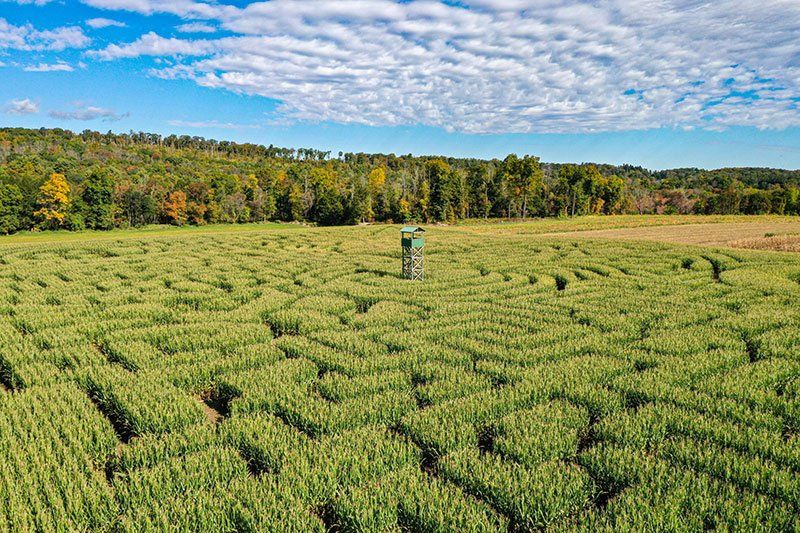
[0,127,796,234]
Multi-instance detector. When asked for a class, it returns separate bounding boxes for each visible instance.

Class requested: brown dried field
[544,219,800,251]
[730,234,800,252]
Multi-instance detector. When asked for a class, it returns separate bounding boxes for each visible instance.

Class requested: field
[537,216,800,250]
[0,217,799,531]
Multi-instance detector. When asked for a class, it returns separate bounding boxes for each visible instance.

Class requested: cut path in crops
[198,394,225,424]
[541,219,800,250]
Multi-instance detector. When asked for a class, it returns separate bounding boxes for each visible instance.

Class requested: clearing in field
[0,219,798,531]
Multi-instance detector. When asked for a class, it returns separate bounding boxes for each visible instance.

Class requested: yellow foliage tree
[365,167,387,220]
[398,198,411,222]
[367,167,386,195]
[244,173,259,192]
[34,173,71,228]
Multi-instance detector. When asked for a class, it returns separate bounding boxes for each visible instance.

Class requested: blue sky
[2,0,799,170]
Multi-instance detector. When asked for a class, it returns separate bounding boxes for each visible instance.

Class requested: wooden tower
[401,226,425,281]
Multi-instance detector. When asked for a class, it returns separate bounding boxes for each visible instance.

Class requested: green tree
[741,189,771,214]
[784,186,800,215]
[499,155,545,218]
[383,183,401,223]
[555,164,586,217]
[581,165,605,214]
[467,164,492,219]
[599,175,626,214]
[121,189,157,227]
[281,183,305,221]
[426,159,454,222]
[308,167,344,225]
[517,156,544,218]
[0,183,23,234]
[81,170,115,229]
[710,185,742,214]
[6,158,42,229]
[345,178,369,224]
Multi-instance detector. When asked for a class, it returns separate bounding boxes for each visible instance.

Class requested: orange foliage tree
[163,190,187,225]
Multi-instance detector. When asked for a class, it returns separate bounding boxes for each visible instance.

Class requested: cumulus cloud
[176,22,217,33]
[49,103,129,121]
[0,18,90,51]
[5,98,39,115]
[84,0,800,133]
[86,17,127,29]
[168,118,260,129]
[23,61,74,72]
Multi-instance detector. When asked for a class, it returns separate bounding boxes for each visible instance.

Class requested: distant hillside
[0,127,796,233]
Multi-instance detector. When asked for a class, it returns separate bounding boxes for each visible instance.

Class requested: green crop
[0,221,798,530]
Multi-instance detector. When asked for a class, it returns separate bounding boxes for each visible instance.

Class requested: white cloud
[33,26,92,50]
[168,119,260,129]
[23,61,74,72]
[5,98,39,115]
[0,18,31,50]
[0,18,90,51]
[86,18,127,29]
[85,0,800,133]
[7,0,55,4]
[90,31,216,59]
[49,103,129,121]
[80,0,235,20]
[176,22,217,33]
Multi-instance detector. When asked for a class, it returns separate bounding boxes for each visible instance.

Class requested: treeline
[0,127,798,233]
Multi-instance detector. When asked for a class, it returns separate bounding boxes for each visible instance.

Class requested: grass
[456,214,797,235]
[1,214,794,247]
[0,217,798,530]
[0,221,306,245]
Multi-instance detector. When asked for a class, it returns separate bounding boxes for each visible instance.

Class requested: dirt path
[198,396,224,424]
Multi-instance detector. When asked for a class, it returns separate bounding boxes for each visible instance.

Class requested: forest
[0,127,798,233]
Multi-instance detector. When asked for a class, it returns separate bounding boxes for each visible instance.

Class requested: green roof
[400,226,425,233]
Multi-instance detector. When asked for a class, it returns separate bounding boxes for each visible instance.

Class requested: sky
[1,0,800,170]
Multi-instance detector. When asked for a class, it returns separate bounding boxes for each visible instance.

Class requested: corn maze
[0,223,799,531]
